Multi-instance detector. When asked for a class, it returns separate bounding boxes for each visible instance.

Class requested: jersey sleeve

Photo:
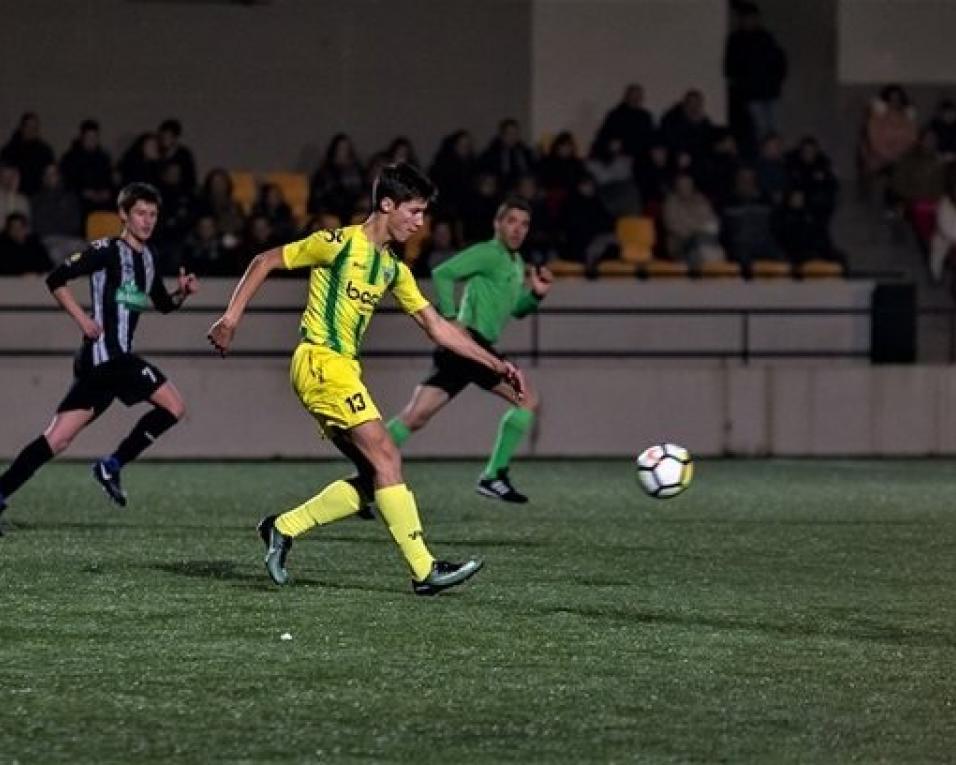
[149,275,178,314]
[282,230,342,269]
[390,261,430,315]
[45,241,111,291]
[430,244,497,318]
[512,288,541,318]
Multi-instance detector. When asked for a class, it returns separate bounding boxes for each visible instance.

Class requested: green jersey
[431,238,540,343]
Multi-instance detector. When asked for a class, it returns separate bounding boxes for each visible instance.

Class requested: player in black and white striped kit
[0,183,199,530]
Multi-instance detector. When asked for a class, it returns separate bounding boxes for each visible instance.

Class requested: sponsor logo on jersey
[345,280,381,307]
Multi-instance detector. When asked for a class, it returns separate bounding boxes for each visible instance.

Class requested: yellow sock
[375,484,434,581]
[275,480,361,537]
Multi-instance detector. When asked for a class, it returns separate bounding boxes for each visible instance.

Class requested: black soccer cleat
[257,514,293,586]
[92,459,127,507]
[476,469,528,504]
[356,502,376,521]
[412,558,484,596]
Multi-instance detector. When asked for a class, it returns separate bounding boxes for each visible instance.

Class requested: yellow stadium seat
[597,259,637,277]
[85,211,121,240]
[700,261,742,279]
[798,259,844,279]
[642,259,689,278]
[615,216,656,263]
[547,259,587,278]
[229,171,257,213]
[264,171,309,222]
[751,259,793,278]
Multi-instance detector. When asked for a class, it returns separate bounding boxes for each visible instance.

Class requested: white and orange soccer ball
[636,443,694,498]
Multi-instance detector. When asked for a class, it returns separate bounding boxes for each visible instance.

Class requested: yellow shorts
[290,342,381,436]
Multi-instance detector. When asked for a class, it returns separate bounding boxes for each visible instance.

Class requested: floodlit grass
[2,459,955,763]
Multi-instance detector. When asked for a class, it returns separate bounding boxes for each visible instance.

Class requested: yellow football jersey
[282,225,430,358]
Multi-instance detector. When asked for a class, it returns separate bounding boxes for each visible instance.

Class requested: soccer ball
[636,443,693,498]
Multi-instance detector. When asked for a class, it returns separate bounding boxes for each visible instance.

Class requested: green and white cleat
[257,514,293,585]
[412,558,484,596]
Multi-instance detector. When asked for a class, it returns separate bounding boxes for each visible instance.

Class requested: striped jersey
[45,237,179,371]
[282,225,430,358]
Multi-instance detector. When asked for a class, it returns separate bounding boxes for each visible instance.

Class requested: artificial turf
[1,459,954,763]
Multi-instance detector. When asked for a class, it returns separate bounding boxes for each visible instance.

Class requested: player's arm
[513,264,554,318]
[431,245,496,318]
[45,246,109,340]
[151,267,199,314]
[207,247,285,355]
[412,305,525,399]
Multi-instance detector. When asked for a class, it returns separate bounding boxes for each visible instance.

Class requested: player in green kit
[385,195,552,503]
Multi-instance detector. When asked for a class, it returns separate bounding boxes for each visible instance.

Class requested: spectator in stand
[382,136,420,168]
[31,164,84,264]
[660,90,716,170]
[928,99,956,163]
[59,119,113,214]
[890,127,946,248]
[462,171,500,244]
[0,212,52,275]
[787,136,838,225]
[754,131,789,205]
[634,138,671,221]
[118,132,163,188]
[0,113,55,196]
[724,2,788,154]
[698,129,741,212]
[413,218,459,278]
[773,188,838,265]
[513,173,558,264]
[858,85,918,203]
[537,131,587,224]
[586,136,642,217]
[930,168,956,282]
[252,182,296,243]
[0,163,30,224]
[157,119,197,192]
[183,215,234,277]
[591,83,655,162]
[154,162,196,273]
[196,168,245,250]
[479,118,536,191]
[563,174,615,268]
[721,166,784,270]
[663,171,725,268]
[429,129,478,221]
[308,133,364,221]
[239,214,281,273]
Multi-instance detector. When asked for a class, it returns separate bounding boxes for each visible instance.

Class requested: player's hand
[178,267,199,297]
[207,316,236,357]
[81,317,103,340]
[501,360,526,401]
[529,264,554,296]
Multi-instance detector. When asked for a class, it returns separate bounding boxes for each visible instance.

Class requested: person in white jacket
[930,177,956,283]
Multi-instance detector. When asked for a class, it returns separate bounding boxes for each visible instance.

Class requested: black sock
[0,436,55,500]
[112,408,179,467]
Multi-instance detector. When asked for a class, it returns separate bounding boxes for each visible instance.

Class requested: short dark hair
[159,118,182,136]
[117,182,162,213]
[80,119,99,134]
[372,162,436,211]
[495,195,532,220]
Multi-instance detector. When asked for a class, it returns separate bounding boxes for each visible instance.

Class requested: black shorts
[422,329,504,398]
[57,354,168,416]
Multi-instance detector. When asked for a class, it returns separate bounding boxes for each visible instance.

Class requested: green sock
[484,407,534,477]
[387,418,412,447]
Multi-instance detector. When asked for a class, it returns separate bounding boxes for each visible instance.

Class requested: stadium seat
[751,259,793,278]
[798,259,845,279]
[615,215,655,263]
[229,170,257,213]
[700,261,742,279]
[85,211,121,240]
[264,171,309,222]
[547,259,586,278]
[641,259,689,278]
[596,259,637,277]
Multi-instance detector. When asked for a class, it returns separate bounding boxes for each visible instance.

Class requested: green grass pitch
[2,459,955,763]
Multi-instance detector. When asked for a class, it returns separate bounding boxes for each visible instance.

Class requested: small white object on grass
[280,632,293,641]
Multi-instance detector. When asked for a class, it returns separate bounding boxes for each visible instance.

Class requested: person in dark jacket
[59,119,113,214]
[591,83,655,162]
[724,2,788,155]
[0,212,53,275]
[0,112,56,196]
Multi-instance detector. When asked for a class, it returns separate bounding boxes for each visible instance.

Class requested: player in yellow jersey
[207,163,525,595]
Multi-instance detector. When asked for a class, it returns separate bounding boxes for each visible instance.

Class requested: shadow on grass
[534,604,956,648]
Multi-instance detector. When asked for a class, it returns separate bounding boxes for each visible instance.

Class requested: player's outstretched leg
[477,406,535,504]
